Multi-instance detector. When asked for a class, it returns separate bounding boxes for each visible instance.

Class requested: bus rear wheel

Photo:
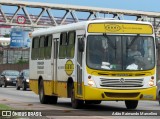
[39,80,48,104]
[125,100,138,109]
[71,85,83,109]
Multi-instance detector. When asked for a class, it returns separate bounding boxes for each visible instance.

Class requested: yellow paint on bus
[88,23,153,34]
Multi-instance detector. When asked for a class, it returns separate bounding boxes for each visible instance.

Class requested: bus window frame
[59,32,67,59]
[39,35,45,60]
[31,36,39,60]
[44,34,52,59]
[66,31,76,59]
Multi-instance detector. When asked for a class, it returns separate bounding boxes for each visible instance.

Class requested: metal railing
[0,0,160,34]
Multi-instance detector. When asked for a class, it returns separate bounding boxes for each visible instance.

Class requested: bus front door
[53,37,59,94]
[76,30,85,97]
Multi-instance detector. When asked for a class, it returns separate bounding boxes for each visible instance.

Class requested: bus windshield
[86,35,155,71]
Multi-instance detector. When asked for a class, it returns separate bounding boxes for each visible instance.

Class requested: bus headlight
[6,77,10,81]
[149,76,154,86]
[88,75,96,87]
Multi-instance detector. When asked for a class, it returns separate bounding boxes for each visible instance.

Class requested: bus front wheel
[125,100,138,109]
[71,85,83,109]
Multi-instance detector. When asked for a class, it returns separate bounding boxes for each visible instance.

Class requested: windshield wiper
[126,34,140,68]
[103,33,117,60]
[127,34,140,49]
[103,33,116,49]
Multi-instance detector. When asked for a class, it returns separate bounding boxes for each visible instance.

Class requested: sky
[18,0,160,12]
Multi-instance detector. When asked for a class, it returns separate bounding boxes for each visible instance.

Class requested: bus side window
[45,35,52,59]
[31,37,39,60]
[59,32,67,59]
[39,36,45,59]
[66,31,75,58]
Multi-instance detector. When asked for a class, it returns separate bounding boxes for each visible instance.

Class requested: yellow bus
[29,19,157,109]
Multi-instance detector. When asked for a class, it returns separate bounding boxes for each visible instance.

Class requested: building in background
[0,37,10,64]
[2,48,29,64]
[0,37,10,47]
[0,27,31,65]
[0,26,11,37]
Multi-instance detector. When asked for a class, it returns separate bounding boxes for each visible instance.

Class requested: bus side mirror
[78,38,84,52]
[156,37,160,49]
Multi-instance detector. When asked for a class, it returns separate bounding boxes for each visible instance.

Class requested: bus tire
[125,100,138,109]
[39,80,48,104]
[71,85,83,109]
[49,96,58,104]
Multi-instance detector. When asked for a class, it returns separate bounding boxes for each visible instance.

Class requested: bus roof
[32,19,153,37]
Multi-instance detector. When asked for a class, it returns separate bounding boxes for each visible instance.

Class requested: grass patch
[0,104,13,110]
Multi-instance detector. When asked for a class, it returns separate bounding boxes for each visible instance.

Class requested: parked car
[157,80,160,105]
[0,70,19,87]
[16,69,29,91]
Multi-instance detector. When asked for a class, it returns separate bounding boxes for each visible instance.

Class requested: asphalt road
[0,86,160,119]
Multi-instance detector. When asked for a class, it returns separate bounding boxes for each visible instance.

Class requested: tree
[3,34,10,38]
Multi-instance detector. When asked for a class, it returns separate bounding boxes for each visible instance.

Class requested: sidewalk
[0,98,52,110]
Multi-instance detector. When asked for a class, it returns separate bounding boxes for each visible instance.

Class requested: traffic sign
[17,16,26,24]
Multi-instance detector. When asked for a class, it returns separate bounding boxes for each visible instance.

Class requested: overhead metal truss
[0,0,160,35]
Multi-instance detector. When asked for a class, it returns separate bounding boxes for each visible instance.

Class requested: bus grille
[104,92,140,98]
[100,78,143,87]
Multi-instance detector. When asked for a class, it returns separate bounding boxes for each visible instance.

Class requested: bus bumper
[84,86,157,101]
